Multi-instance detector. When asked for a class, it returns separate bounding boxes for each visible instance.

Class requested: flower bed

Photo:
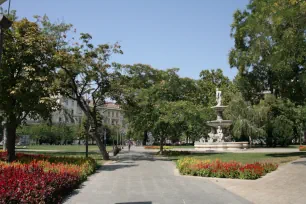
[0,152,96,203]
[299,146,306,151]
[144,146,173,149]
[177,158,278,180]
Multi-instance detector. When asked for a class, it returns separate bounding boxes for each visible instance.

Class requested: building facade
[52,97,83,124]
[26,98,127,132]
[26,95,83,125]
[99,102,128,134]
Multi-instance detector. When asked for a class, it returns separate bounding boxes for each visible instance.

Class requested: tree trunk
[142,130,148,146]
[6,117,17,162]
[94,132,109,160]
[160,137,164,155]
[249,136,252,148]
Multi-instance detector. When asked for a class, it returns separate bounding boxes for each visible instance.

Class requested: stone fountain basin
[194,142,249,150]
[206,120,232,128]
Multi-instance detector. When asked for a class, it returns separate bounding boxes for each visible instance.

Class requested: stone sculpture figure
[200,137,206,143]
[216,88,222,106]
[216,126,223,142]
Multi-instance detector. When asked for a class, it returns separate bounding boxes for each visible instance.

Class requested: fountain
[194,88,249,150]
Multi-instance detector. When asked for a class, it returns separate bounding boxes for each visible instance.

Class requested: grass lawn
[0,145,117,166]
[14,145,113,152]
[16,151,106,165]
[167,152,306,165]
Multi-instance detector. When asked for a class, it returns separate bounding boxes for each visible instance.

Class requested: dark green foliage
[230,0,306,104]
[272,115,293,147]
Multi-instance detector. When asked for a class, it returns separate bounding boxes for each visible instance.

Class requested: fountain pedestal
[194,89,249,150]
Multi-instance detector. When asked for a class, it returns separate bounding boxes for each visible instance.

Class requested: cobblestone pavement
[65,147,249,204]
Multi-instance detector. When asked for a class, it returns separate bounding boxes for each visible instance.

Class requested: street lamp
[0,14,11,28]
[0,6,11,149]
[0,1,12,63]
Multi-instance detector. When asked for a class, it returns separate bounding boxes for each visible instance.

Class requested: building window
[108,111,110,117]
[59,117,62,122]
[71,109,74,115]
[112,111,114,117]
[116,112,119,117]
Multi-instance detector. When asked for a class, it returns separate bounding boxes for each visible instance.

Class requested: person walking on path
[128,140,131,152]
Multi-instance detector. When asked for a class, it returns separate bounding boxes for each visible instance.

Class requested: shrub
[0,152,97,203]
[299,146,306,151]
[177,157,278,180]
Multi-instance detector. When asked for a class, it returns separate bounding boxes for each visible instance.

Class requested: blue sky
[3,0,248,79]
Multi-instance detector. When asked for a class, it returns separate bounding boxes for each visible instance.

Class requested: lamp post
[0,1,12,151]
[0,12,12,64]
[1,119,6,151]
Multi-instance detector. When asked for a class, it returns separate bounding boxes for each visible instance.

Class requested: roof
[103,102,121,110]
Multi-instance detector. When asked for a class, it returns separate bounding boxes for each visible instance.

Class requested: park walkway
[65,147,249,204]
[209,157,306,204]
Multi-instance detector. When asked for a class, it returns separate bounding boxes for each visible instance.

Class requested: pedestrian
[128,140,131,152]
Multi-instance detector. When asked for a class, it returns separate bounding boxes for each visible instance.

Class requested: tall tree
[225,93,267,145]
[229,0,306,104]
[0,17,57,161]
[39,17,123,160]
[111,64,163,145]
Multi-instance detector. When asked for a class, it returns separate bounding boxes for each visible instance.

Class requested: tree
[36,16,123,160]
[229,0,306,104]
[182,105,210,144]
[225,93,267,146]
[272,115,293,147]
[111,64,163,145]
[0,17,58,161]
[256,94,303,146]
[18,122,77,145]
[111,64,234,151]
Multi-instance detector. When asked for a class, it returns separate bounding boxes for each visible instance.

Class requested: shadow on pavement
[291,160,306,166]
[265,152,306,157]
[116,202,152,204]
[99,164,138,171]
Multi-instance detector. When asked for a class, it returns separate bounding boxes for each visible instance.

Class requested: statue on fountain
[216,88,222,106]
[216,126,224,142]
[194,88,248,149]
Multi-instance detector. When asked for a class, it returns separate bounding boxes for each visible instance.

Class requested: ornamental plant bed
[177,157,278,180]
[0,152,97,203]
[144,146,173,149]
[299,146,306,151]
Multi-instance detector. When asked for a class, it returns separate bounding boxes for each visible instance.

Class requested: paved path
[65,148,249,204]
[172,147,299,153]
[209,157,306,204]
